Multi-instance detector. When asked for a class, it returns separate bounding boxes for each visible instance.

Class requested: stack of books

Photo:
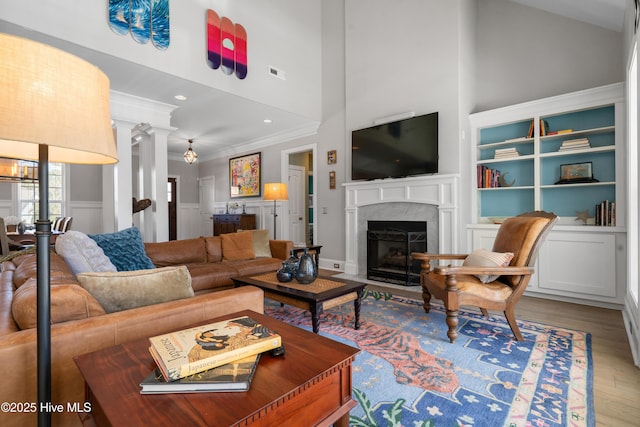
[559,138,590,151]
[140,315,282,394]
[477,165,501,188]
[595,200,616,226]
[494,147,520,159]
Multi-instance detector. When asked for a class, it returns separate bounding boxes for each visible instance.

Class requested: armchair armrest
[434,265,534,276]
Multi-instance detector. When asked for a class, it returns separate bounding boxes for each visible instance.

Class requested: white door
[288,165,305,245]
[199,176,215,236]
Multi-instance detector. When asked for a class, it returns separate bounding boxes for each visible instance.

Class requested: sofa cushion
[55,230,117,275]
[145,238,207,267]
[76,266,194,313]
[221,232,255,261]
[246,229,271,257]
[463,249,514,283]
[12,278,106,330]
[12,252,77,289]
[89,227,155,271]
[204,236,223,263]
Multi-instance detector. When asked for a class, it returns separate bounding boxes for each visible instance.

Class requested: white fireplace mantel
[343,174,459,276]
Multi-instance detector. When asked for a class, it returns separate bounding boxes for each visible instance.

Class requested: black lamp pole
[272,199,278,240]
[36,144,52,427]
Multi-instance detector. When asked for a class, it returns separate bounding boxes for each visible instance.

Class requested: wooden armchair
[411,211,558,343]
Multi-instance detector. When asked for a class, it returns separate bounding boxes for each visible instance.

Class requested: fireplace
[367,220,426,286]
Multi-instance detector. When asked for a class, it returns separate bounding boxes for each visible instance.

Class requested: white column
[103,119,135,232]
[138,127,170,242]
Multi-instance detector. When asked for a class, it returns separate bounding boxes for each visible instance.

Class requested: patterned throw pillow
[55,230,117,275]
[463,249,514,283]
[89,227,156,271]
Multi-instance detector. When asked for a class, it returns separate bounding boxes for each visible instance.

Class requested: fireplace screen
[366,221,426,286]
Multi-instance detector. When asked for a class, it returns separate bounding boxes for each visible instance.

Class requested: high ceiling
[0,0,626,162]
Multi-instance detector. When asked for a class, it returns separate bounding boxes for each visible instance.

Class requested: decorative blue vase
[276,261,294,282]
[295,248,317,284]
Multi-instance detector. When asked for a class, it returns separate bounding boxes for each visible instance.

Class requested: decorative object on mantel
[108,0,170,50]
[230,153,261,198]
[206,9,248,79]
[132,197,152,214]
[497,171,515,187]
[183,139,198,164]
[575,209,594,225]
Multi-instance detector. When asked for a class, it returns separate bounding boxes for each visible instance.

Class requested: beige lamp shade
[0,33,118,164]
[263,182,288,201]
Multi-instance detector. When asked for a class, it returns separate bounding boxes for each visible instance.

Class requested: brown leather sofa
[0,235,293,426]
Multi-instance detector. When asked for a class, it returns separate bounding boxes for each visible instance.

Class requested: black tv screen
[351,112,438,180]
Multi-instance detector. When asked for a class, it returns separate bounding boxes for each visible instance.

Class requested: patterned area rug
[264,290,594,427]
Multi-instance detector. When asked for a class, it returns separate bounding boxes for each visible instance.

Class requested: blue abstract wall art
[108,0,170,50]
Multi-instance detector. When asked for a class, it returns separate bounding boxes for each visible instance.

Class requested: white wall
[0,0,322,121]
[475,0,623,112]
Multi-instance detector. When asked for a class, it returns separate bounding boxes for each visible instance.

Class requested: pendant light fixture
[184,139,198,164]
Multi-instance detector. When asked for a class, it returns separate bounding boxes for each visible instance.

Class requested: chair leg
[445,309,459,343]
[421,284,432,313]
[480,308,489,317]
[504,306,524,341]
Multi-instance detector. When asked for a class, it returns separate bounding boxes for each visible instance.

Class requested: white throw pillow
[463,249,514,283]
[55,230,117,275]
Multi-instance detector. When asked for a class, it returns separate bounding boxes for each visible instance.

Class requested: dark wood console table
[212,214,256,235]
[74,310,359,427]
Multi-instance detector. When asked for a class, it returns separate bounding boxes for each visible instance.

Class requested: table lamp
[0,33,118,426]
[263,182,288,239]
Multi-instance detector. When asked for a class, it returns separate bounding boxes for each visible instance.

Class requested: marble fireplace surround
[343,174,459,277]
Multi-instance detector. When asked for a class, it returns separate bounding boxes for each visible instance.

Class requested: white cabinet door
[538,231,616,298]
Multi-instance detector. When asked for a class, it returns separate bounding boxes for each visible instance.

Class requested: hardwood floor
[362,281,640,426]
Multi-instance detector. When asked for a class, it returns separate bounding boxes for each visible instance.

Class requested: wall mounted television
[351,112,438,181]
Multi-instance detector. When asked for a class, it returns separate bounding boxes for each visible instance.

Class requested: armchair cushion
[463,249,514,283]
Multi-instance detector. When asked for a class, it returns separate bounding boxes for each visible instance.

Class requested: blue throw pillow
[88,227,155,271]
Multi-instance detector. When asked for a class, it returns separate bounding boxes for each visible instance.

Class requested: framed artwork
[558,162,594,183]
[327,150,337,164]
[329,171,336,189]
[229,152,261,198]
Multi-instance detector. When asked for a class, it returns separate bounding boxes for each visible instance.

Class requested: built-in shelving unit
[468,83,626,308]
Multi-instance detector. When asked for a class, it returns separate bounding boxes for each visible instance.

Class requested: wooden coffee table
[74,310,360,427]
[233,273,366,333]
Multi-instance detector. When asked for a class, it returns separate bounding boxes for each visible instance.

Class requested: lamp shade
[263,182,288,201]
[0,33,118,164]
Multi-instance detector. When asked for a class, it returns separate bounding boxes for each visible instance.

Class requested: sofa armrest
[269,240,294,260]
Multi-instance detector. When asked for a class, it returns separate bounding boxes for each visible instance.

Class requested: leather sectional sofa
[0,232,293,426]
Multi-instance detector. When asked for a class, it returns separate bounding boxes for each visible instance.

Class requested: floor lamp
[0,34,118,426]
[263,182,288,239]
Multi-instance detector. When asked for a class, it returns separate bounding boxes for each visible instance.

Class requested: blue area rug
[264,290,594,427]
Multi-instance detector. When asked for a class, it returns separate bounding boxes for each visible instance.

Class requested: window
[18,163,66,225]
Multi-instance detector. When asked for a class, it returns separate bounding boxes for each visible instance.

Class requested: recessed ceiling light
[174,94,187,101]
[263,119,272,124]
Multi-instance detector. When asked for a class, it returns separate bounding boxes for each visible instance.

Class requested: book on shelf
[494,147,520,159]
[559,138,590,151]
[595,200,616,226]
[139,354,260,394]
[477,165,501,188]
[149,315,282,381]
[547,129,573,136]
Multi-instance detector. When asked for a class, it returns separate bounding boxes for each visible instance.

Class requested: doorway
[282,144,317,246]
[168,177,177,240]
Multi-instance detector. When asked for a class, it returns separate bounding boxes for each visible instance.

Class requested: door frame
[280,143,317,242]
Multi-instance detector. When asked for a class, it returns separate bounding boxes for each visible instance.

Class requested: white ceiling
[511,0,626,32]
[0,0,627,162]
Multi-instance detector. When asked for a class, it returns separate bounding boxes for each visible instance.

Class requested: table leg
[354,288,364,330]
[311,303,321,333]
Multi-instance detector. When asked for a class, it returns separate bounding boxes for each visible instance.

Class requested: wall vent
[268,65,286,80]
